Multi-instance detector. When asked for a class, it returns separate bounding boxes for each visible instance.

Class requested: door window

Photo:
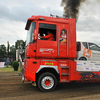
[82,42,88,49]
[89,43,100,51]
[38,23,56,41]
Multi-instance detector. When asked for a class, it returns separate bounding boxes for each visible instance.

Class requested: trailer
[20,15,100,92]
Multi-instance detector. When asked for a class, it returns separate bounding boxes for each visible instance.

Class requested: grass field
[0,65,21,73]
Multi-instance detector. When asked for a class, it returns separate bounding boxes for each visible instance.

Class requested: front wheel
[79,57,87,60]
[37,72,57,92]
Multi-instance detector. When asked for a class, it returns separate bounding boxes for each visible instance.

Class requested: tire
[79,57,87,60]
[21,73,25,83]
[37,72,57,92]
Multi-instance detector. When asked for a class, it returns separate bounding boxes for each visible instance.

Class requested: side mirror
[33,29,37,41]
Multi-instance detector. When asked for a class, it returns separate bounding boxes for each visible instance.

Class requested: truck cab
[23,15,76,92]
[25,15,76,59]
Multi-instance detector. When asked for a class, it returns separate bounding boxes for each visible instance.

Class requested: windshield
[26,22,36,46]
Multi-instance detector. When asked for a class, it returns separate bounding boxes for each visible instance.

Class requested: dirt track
[0,72,100,100]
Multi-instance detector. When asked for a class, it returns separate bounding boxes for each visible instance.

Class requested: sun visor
[25,20,33,30]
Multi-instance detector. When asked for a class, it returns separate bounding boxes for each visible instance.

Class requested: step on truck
[20,15,100,92]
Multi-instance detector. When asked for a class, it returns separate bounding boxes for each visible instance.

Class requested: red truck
[20,15,100,92]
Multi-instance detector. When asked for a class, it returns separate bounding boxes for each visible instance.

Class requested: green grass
[0,65,21,73]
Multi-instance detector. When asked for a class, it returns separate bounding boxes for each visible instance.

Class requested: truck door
[36,22,57,58]
[57,23,70,58]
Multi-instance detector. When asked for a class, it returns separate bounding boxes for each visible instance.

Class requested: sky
[0,0,100,47]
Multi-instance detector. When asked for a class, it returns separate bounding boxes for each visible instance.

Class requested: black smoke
[61,0,85,21]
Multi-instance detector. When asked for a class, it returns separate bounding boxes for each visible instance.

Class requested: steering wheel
[38,36,45,40]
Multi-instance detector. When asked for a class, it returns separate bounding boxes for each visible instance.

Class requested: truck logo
[40,48,54,54]
[77,64,82,66]
[83,48,91,58]
[86,68,89,70]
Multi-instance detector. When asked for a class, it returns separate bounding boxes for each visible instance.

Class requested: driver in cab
[39,31,54,41]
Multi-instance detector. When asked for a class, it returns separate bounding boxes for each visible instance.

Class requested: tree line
[0,40,25,58]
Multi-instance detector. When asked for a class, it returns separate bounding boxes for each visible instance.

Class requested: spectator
[6,58,10,68]
[11,59,13,67]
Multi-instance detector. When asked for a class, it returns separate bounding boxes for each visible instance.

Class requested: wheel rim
[45,80,51,86]
[41,76,54,90]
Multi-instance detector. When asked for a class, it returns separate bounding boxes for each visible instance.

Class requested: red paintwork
[23,15,100,84]
[25,43,36,57]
